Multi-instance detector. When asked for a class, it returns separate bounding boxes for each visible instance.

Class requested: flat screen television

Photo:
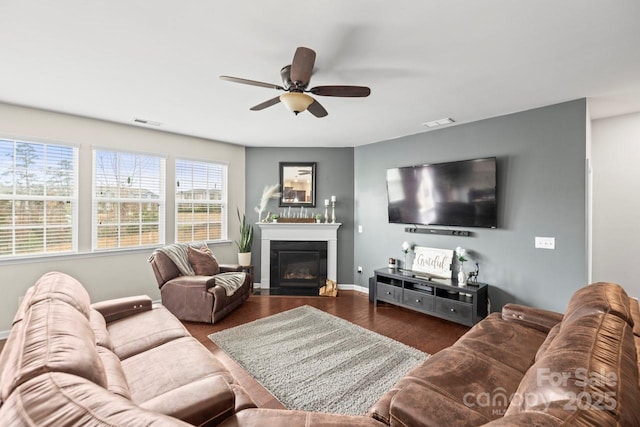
[386,157,497,228]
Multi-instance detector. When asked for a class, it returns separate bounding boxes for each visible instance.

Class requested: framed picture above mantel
[279,162,316,207]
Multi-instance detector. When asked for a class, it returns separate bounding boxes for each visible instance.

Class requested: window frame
[92,147,166,252]
[0,137,79,259]
[175,158,228,244]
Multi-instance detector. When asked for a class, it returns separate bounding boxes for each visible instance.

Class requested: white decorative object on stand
[401,241,411,271]
[324,199,329,223]
[330,195,336,223]
[455,247,468,287]
[457,264,467,287]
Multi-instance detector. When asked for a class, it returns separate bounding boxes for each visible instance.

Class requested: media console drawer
[435,298,473,324]
[377,282,402,304]
[403,289,435,312]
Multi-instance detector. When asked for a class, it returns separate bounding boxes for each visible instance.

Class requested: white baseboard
[0,330,10,340]
[337,284,369,294]
[254,282,369,295]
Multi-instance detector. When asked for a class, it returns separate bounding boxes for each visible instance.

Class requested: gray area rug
[208,305,428,415]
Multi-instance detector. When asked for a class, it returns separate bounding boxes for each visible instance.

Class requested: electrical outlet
[357,266,363,273]
[535,237,556,250]
[358,225,363,233]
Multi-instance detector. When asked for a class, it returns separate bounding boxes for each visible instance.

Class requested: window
[0,139,78,258]
[176,159,227,243]
[93,149,165,251]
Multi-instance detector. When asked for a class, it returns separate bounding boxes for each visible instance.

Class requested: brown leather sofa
[1,273,639,427]
[0,271,255,426]
[218,282,640,426]
[149,249,252,323]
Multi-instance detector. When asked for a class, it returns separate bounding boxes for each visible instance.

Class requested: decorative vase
[238,252,251,266]
[457,264,467,287]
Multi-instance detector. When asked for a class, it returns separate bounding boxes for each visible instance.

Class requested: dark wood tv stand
[373,268,488,326]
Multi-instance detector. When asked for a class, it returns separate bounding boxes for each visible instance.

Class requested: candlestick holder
[331,200,336,223]
[324,205,329,223]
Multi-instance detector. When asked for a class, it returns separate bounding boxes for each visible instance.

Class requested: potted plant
[270,214,280,223]
[315,213,322,223]
[236,208,253,266]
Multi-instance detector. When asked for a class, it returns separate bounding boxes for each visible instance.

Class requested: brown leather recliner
[149,250,252,323]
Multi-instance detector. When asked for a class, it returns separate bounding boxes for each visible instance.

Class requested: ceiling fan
[220,47,371,118]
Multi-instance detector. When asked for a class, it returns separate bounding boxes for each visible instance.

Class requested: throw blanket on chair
[149,242,205,276]
[214,272,247,296]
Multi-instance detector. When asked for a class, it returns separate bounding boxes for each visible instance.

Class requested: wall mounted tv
[386,157,497,228]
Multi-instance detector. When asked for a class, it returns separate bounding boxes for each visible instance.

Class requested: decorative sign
[411,246,453,279]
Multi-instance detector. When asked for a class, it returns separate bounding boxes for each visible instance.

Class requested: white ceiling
[1,1,640,148]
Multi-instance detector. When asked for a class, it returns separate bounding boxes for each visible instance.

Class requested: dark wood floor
[184,290,469,409]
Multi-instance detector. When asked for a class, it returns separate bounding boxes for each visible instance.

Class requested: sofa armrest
[220,264,243,273]
[91,295,152,323]
[501,303,563,333]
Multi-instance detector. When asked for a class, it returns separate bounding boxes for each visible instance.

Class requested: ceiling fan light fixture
[280,92,314,115]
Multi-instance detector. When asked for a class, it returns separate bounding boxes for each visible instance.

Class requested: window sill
[0,240,233,265]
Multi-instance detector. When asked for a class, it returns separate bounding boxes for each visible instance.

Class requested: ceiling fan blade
[290,47,316,86]
[250,96,282,111]
[307,99,328,118]
[310,85,371,97]
[220,75,285,91]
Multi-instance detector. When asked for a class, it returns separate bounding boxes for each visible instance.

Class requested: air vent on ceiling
[133,118,162,127]
[423,117,455,128]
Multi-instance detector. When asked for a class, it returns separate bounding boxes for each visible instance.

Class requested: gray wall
[592,112,640,299]
[354,99,588,313]
[245,147,355,285]
[0,103,246,332]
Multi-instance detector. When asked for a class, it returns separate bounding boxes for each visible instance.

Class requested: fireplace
[257,222,341,291]
[270,241,327,291]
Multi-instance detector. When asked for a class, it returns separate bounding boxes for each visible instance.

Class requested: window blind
[0,139,78,257]
[93,149,165,250]
[175,159,227,243]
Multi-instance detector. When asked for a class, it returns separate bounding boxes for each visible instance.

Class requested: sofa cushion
[122,336,234,401]
[97,346,131,400]
[383,346,526,425]
[506,313,640,426]
[89,308,113,350]
[141,375,235,426]
[455,313,548,374]
[22,271,92,319]
[534,322,561,362]
[188,246,220,276]
[0,372,191,426]
[1,299,107,401]
[106,305,191,360]
[563,282,633,326]
[122,336,235,425]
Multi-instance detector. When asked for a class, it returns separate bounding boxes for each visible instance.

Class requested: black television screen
[386,157,497,228]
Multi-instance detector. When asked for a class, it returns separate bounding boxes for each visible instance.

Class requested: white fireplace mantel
[256,223,341,289]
